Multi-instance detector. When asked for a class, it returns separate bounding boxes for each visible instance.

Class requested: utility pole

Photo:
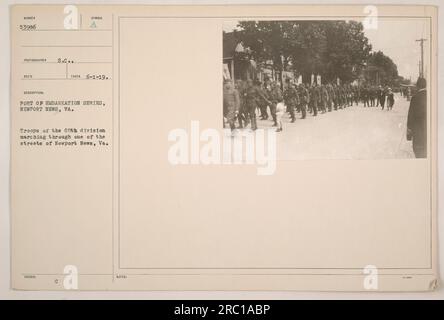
[416,38,427,78]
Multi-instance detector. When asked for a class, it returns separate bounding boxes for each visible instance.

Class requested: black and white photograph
[223,19,429,159]
[3,1,441,300]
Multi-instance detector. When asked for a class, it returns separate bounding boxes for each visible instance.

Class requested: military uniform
[267,84,283,126]
[320,85,329,113]
[309,85,320,116]
[223,83,240,130]
[257,84,269,120]
[379,87,386,109]
[332,85,340,110]
[346,85,353,106]
[370,87,377,107]
[353,86,360,106]
[298,85,309,119]
[284,84,299,122]
[244,82,266,131]
[343,86,347,107]
[235,80,248,128]
[337,86,344,109]
[362,86,369,107]
[326,84,335,112]
[343,86,349,107]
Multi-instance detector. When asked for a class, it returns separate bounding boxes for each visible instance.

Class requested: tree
[364,51,399,86]
[322,21,372,83]
[288,21,327,83]
[234,21,297,84]
[233,20,377,84]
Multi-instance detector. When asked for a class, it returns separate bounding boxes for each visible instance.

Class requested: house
[223,31,295,85]
[223,32,258,81]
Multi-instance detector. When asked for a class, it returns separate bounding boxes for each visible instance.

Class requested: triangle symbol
[90,21,97,28]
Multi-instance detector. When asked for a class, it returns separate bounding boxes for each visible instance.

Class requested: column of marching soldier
[223,78,396,132]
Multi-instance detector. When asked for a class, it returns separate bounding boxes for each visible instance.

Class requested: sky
[223,18,430,81]
[364,18,430,81]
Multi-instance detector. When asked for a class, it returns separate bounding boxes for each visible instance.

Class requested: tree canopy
[364,51,399,85]
[232,20,401,85]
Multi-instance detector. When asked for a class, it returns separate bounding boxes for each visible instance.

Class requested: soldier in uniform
[344,85,350,107]
[365,85,372,107]
[370,86,377,107]
[244,79,269,131]
[326,83,335,112]
[367,85,373,107]
[362,85,369,107]
[338,85,345,109]
[307,85,313,114]
[284,79,299,123]
[346,85,351,107]
[353,85,360,106]
[377,85,385,109]
[256,81,269,120]
[332,84,339,110]
[376,85,382,108]
[350,85,356,106]
[367,86,373,107]
[320,84,329,113]
[309,83,320,116]
[342,84,349,109]
[298,83,309,119]
[349,85,353,106]
[235,80,247,128]
[223,80,240,131]
[347,85,353,106]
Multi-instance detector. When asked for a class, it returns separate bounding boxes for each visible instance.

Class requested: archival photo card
[9,4,438,292]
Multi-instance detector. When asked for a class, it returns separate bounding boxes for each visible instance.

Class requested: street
[255,93,415,160]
